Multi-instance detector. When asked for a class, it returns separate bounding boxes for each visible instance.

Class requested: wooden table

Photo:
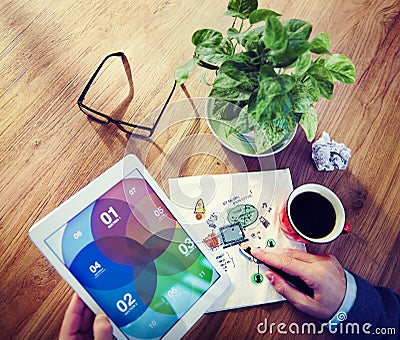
[1,0,399,338]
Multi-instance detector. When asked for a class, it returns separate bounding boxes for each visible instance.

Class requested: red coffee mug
[279,183,350,244]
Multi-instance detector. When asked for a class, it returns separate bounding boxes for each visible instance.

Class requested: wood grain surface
[0,0,399,339]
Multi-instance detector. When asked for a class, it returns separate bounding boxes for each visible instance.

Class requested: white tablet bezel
[29,154,230,340]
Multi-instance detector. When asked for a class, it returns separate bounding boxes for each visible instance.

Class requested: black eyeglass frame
[77,51,176,138]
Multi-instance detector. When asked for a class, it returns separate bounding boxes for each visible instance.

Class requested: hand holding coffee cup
[279,183,350,243]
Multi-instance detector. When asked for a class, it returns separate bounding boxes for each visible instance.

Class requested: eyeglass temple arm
[77,52,126,104]
[148,80,177,135]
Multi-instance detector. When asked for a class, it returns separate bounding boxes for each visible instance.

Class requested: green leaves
[307,63,334,100]
[225,0,258,19]
[175,59,196,85]
[292,85,317,141]
[260,63,276,77]
[175,1,356,149]
[195,38,234,66]
[249,9,281,24]
[283,19,312,40]
[268,38,310,67]
[325,54,356,84]
[267,19,312,67]
[241,26,264,51]
[253,112,298,152]
[310,32,330,54]
[300,104,317,141]
[303,76,320,102]
[192,29,223,48]
[192,29,234,68]
[211,99,242,120]
[254,74,294,120]
[295,51,312,75]
[247,72,298,149]
[264,16,288,51]
[209,52,259,102]
[219,52,260,84]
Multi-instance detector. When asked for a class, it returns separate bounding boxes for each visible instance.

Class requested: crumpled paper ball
[312,131,351,171]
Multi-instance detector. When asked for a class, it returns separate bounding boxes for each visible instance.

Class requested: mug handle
[342,222,351,234]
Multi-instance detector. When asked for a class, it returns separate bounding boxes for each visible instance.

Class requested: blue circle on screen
[69,240,133,290]
[86,282,148,328]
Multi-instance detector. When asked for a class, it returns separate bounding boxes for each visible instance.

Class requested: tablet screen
[44,168,219,339]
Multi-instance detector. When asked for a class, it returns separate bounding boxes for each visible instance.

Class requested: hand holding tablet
[60,293,113,339]
[29,155,230,339]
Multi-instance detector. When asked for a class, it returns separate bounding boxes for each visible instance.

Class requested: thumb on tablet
[93,314,113,340]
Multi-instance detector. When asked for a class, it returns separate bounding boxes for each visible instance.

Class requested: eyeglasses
[77,52,176,138]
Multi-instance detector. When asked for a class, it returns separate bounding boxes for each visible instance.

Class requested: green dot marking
[266,239,276,248]
[251,272,264,285]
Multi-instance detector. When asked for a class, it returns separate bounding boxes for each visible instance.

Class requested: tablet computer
[29,154,230,339]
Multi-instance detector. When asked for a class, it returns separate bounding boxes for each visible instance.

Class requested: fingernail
[266,272,274,282]
[97,314,110,322]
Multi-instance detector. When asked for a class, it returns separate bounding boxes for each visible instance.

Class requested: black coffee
[290,192,336,239]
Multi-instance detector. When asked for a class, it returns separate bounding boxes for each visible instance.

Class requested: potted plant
[175,0,356,156]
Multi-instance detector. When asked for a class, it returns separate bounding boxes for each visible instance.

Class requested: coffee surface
[290,192,336,239]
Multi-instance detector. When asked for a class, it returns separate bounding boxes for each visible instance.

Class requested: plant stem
[301,75,310,82]
[239,19,244,33]
[232,17,237,28]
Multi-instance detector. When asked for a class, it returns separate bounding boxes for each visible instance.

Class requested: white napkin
[312,131,351,171]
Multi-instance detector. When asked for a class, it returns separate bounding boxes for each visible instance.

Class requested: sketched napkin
[169,170,306,311]
[312,131,351,171]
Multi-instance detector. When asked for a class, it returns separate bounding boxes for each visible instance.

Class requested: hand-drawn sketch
[169,170,306,311]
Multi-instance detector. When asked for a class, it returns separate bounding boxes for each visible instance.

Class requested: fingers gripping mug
[279,183,350,244]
